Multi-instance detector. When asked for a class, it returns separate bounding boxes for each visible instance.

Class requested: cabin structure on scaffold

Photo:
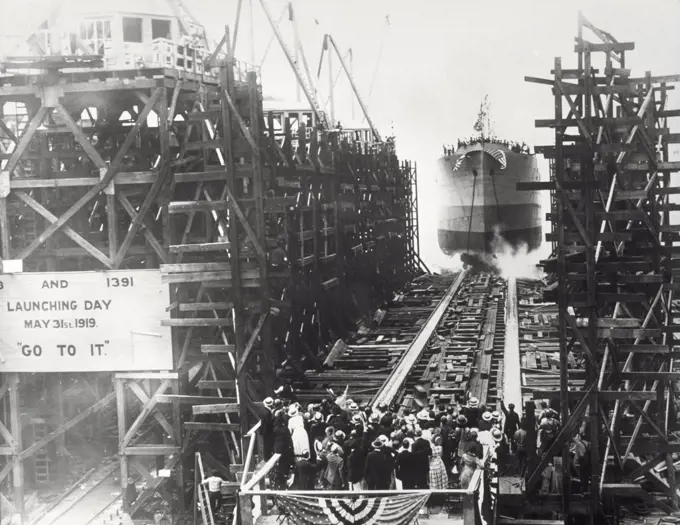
[0,0,423,521]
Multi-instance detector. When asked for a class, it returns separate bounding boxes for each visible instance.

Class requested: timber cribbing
[299,271,527,414]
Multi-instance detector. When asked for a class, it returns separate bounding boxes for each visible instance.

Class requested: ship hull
[436,144,542,255]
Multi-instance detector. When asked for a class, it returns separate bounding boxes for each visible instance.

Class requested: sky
[2,0,680,271]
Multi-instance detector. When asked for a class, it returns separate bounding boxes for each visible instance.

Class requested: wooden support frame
[526,11,680,520]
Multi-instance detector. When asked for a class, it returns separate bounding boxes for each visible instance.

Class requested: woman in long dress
[429,436,449,490]
[287,405,310,457]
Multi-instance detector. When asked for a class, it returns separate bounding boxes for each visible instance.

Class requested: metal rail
[370,269,468,409]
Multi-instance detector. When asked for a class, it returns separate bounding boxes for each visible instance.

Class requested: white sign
[0,270,172,372]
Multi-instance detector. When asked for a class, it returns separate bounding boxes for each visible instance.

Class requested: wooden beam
[192,403,240,415]
[15,191,112,268]
[196,380,237,390]
[123,445,181,456]
[18,89,163,260]
[242,454,280,491]
[120,379,171,449]
[184,422,240,432]
[156,395,237,405]
[237,313,269,374]
[19,391,115,460]
[5,106,49,175]
[117,192,169,263]
[127,381,176,441]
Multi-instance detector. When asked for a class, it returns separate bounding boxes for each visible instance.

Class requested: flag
[275,493,430,525]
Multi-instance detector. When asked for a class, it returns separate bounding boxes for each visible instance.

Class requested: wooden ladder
[195,453,216,525]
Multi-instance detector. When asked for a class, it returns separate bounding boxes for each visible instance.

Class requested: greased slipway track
[300,271,513,413]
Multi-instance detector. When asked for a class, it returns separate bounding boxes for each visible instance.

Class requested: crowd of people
[442,138,533,157]
[258,386,590,501]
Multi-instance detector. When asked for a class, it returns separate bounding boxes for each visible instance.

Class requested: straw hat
[288,405,299,417]
[482,411,492,422]
[491,411,501,420]
[372,439,384,449]
[263,397,274,408]
[468,397,479,408]
[491,428,503,442]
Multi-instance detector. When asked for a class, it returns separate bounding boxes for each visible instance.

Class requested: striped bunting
[489,149,507,170]
[275,493,430,525]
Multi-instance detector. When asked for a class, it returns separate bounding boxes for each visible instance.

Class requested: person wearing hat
[459,450,481,489]
[293,451,317,490]
[487,429,503,510]
[364,439,392,490]
[322,443,345,489]
[411,428,432,489]
[478,410,493,432]
[288,405,311,458]
[463,397,481,427]
[347,439,367,491]
[274,381,297,404]
[396,439,417,490]
[260,397,275,460]
[501,401,520,446]
[271,410,295,489]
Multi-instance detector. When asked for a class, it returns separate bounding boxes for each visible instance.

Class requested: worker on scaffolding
[201,470,224,514]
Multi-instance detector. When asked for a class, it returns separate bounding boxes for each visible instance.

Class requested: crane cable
[368,15,391,101]
[466,163,477,253]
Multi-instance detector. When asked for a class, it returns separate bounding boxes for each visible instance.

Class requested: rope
[466,166,478,253]
[490,164,503,226]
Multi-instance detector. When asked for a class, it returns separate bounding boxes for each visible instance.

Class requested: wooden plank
[161,318,233,327]
[156,395,238,405]
[169,242,230,253]
[196,380,237,390]
[184,422,240,432]
[168,200,230,213]
[237,314,269,374]
[161,262,231,273]
[123,445,181,456]
[180,302,233,312]
[192,404,240,415]
[201,344,236,354]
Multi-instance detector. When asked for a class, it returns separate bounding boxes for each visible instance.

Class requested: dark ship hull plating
[436,142,542,255]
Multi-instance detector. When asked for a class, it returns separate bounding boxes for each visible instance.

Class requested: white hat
[482,411,492,422]
[468,397,479,408]
[491,410,501,420]
[288,405,298,417]
[263,397,274,408]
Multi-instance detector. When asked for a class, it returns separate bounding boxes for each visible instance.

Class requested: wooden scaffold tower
[526,11,680,522]
[0,0,422,521]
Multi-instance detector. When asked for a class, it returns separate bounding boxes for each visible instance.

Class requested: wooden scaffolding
[526,11,680,522]
[0,30,420,525]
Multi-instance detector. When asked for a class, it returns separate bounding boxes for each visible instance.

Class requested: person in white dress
[288,405,311,457]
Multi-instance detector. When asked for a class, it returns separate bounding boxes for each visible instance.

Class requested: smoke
[490,226,544,280]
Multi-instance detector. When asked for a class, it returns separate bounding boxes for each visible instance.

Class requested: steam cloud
[489,226,544,280]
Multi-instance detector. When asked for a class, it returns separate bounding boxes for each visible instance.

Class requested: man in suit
[260,397,275,459]
[396,440,417,489]
[411,429,432,489]
[364,440,392,490]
